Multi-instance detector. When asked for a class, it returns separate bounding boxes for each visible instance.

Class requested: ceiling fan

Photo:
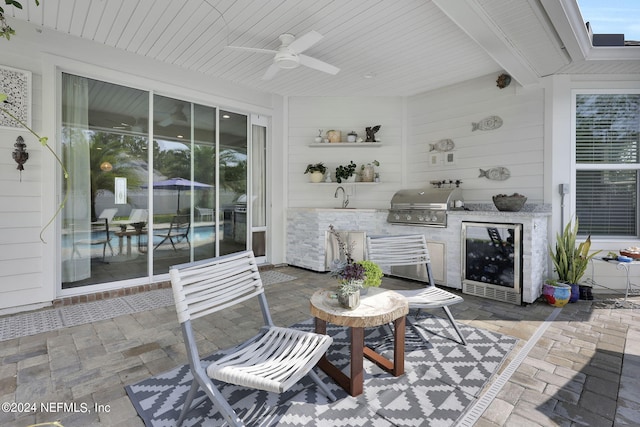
[227,31,340,80]
[158,103,189,127]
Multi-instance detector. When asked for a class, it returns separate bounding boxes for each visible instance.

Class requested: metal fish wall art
[429,138,455,152]
[479,167,510,181]
[472,115,503,131]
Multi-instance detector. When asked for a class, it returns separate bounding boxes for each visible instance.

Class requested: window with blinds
[575,94,640,237]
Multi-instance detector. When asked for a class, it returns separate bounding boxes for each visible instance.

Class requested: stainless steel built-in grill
[387,187,463,227]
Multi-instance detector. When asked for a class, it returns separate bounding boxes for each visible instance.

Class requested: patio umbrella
[144,177,213,213]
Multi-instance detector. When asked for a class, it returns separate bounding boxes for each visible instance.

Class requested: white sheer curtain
[251,124,266,227]
[61,74,91,282]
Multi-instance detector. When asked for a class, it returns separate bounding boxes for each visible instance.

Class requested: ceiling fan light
[274,52,300,69]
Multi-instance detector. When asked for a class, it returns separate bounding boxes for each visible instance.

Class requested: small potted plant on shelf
[548,218,600,303]
[360,160,380,182]
[304,163,327,183]
[335,161,357,183]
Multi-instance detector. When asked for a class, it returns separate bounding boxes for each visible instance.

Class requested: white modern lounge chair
[170,250,336,426]
[366,234,467,345]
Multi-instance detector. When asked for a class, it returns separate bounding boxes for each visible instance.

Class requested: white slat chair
[170,250,336,426]
[366,234,467,345]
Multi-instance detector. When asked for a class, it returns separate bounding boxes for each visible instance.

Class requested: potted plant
[541,279,571,307]
[335,161,357,183]
[548,218,600,303]
[304,163,327,183]
[360,160,380,182]
[356,260,383,293]
[337,278,363,309]
[331,262,365,309]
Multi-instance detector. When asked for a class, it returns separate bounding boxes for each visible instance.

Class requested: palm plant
[88,132,143,220]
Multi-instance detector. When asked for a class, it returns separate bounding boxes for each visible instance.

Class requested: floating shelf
[308,143,382,147]
[308,182,380,184]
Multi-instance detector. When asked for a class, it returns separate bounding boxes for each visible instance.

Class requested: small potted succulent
[335,161,357,183]
[332,262,365,309]
[304,163,327,183]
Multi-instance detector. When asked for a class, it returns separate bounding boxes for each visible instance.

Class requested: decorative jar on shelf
[347,131,357,143]
[361,164,375,182]
[327,130,341,143]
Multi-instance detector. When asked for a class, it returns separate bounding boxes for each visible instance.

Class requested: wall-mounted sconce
[12,135,28,181]
[496,73,511,89]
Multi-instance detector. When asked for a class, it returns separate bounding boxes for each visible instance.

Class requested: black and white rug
[126,314,517,426]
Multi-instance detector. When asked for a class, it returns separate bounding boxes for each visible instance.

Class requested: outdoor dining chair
[154,214,190,251]
[169,250,336,427]
[366,234,467,345]
[97,208,118,223]
[111,208,148,229]
[75,217,114,262]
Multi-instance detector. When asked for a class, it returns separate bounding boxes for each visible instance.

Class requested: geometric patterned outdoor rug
[126,313,518,426]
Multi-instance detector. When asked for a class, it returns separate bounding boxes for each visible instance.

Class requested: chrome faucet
[334,186,349,208]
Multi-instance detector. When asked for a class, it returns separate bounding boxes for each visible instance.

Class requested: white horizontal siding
[288,96,404,209]
[407,73,545,203]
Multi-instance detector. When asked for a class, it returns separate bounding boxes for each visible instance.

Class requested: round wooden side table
[309,287,409,396]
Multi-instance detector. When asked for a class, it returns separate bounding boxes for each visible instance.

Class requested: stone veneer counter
[287,207,551,304]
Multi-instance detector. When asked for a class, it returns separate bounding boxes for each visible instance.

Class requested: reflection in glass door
[61,74,150,289]
[151,95,219,274]
[60,74,252,290]
[219,110,248,256]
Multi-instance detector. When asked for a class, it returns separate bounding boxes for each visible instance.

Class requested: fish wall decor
[472,115,503,131]
[429,138,455,152]
[479,167,510,181]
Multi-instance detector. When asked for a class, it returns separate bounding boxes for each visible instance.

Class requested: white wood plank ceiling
[4,0,638,97]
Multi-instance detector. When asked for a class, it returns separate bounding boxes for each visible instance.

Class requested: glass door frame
[54,68,266,298]
[250,114,269,264]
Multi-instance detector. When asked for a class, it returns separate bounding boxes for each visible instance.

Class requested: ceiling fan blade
[225,46,278,55]
[262,63,280,80]
[288,30,323,54]
[158,117,173,127]
[299,54,340,75]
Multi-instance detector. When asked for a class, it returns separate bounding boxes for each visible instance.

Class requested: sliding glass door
[60,74,257,291]
[61,75,150,288]
[219,110,248,256]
